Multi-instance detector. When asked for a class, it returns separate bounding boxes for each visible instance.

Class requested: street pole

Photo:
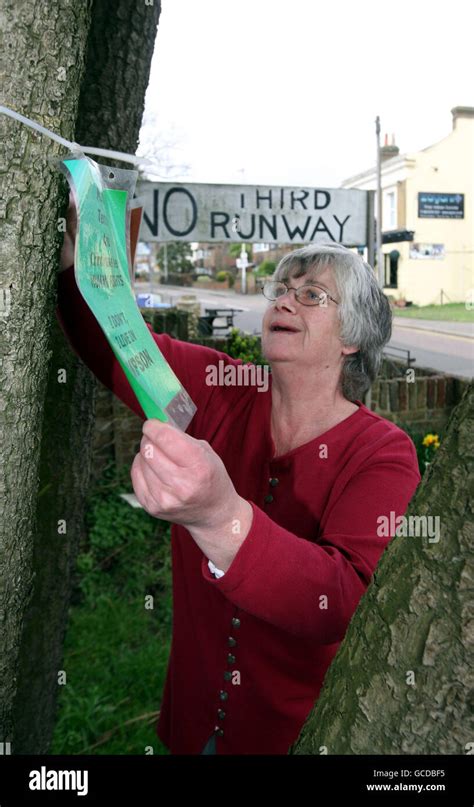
[367,190,375,270]
[375,116,384,287]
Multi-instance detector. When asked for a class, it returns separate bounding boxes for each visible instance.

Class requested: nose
[274,288,298,312]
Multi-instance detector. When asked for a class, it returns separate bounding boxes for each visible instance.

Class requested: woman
[58,222,421,755]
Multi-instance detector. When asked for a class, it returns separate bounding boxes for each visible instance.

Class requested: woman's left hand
[131,419,240,532]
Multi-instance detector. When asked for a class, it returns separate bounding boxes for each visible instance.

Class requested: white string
[0,104,157,169]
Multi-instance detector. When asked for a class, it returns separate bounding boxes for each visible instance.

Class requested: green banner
[60,156,196,430]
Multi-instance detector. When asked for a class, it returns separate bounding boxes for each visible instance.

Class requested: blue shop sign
[418,193,464,219]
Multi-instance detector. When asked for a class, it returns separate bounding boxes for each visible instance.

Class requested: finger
[137,452,190,518]
[142,419,205,467]
[138,453,180,512]
[131,454,164,514]
[66,190,78,238]
[138,443,176,496]
[60,230,75,271]
[140,440,200,510]
[139,434,179,485]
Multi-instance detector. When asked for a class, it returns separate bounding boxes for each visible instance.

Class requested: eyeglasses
[262,280,340,306]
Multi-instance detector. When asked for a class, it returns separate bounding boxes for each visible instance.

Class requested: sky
[138,0,473,189]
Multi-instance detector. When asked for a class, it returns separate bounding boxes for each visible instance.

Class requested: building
[191,243,236,274]
[341,106,473,306]
[252,243,298,268]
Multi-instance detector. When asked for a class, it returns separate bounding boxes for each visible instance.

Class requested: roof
[341,152,412,186]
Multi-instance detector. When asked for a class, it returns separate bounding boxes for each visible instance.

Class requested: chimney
[380,132,400,162]
[451,106,474,129]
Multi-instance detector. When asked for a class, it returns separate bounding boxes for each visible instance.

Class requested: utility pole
[375,116,384,287]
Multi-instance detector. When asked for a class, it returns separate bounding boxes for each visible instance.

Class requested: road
[139,282,474,379]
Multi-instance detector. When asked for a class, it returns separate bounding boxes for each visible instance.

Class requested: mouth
[269,323,301,333]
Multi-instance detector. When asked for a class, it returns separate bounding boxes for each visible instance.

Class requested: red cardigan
[56,266,421,755]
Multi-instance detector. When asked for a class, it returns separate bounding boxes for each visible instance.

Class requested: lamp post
[375,116,384,287]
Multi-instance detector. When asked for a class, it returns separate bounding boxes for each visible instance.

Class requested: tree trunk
[0,0,161,754]
[10,316,99,755]
[0,0,93,753]
[292,383,474,755]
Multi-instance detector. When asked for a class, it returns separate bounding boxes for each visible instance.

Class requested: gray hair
[272,243,392,401]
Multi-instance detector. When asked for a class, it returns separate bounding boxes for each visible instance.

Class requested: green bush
[254,260,276,277]
[196,274,211,282]
[227,327,268,366]
[215,270,235,287]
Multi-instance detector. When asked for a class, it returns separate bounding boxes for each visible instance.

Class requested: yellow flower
[423,433,440,449]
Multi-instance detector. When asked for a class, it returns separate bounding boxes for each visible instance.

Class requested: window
[384,190,397,229]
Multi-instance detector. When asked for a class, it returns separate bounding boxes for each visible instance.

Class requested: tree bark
[0,0,161,753]
[0,0,94,753]
[292,383,474,755]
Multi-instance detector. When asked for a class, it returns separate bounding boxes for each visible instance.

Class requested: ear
[341,344,359,357]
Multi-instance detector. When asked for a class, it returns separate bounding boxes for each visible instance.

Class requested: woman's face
[261,267,356,373]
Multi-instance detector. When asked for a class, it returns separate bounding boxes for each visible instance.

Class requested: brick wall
[368,368,469,432]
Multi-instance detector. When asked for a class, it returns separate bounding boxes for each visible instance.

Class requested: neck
[270,363,358,456]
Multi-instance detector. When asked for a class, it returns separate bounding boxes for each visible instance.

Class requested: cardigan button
[217,709,226,720]
[269,477,279,486]
[219,690,229,701]
[227,653,236,664]
[214,727,224,737]
[224,671,232,681]
[231,617,241,628]
[264,494,274,503]
[228,637,237,647]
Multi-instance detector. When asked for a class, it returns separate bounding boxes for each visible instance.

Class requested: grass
[50,462,173,755]
[392,303,473,322]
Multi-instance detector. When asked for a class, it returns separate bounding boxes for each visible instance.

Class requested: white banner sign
[136,181,370,245]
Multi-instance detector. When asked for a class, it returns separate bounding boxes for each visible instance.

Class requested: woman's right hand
[59,192,77,271]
